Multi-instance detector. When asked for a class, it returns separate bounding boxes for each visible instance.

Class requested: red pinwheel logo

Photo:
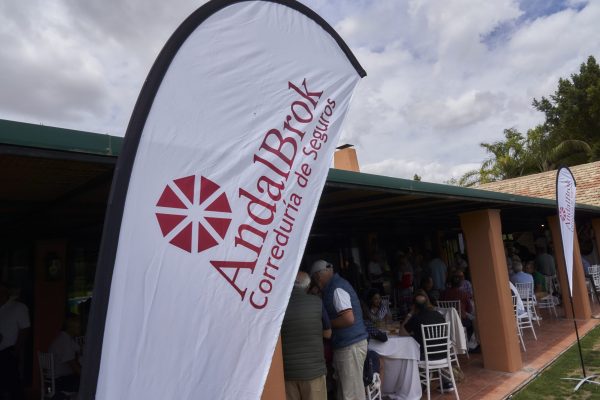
[155,175,232,253]
[559,206,567,222]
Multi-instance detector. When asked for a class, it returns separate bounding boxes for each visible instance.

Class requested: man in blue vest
[310,259,368,400]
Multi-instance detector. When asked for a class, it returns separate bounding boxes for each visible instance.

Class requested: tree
[458,55,600,186]
[457,127,592,187]
[458,128,530,187]
[532,55,600,157]
[524,125,591,172]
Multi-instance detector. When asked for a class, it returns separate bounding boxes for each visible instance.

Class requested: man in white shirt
[0,281,30,400]
[311,260,368,400]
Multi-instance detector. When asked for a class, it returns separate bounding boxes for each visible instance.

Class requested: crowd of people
[508,243,560,302]
[281,248,476,400]
[0,280,82,400]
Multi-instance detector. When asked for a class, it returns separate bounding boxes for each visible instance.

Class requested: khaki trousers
[333,339,368,400]
[285,375,327,400]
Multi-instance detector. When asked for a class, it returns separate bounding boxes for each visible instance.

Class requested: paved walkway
[427,303,600,399]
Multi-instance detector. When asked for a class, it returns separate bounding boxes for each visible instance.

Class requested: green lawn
[512,325,600,399]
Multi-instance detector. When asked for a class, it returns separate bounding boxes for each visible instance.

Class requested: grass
[512,325,600,399]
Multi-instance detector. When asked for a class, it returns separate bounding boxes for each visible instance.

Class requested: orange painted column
[459,209,522,372]
[260,335,286,400]
[548,216,591,320]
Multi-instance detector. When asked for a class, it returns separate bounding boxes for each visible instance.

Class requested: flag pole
[555,166,597,391]
[564,257,586,378]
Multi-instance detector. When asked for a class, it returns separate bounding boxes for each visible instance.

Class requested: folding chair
[437,300,461,319]
[551,275,561,297]
[38,352,56,400]
[365,372,382,400]
[512,294,537,351]
[591,268,600,304]
[536,292,558,317]
[418,322,460,400]
[437,300,467,363]
[38,352,77,400]
[537,276,558,317]
[515,282,541,326]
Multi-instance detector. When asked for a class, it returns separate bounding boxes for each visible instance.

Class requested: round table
[368,336,422,400]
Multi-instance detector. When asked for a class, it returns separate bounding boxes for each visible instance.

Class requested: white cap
[310,259,332,276]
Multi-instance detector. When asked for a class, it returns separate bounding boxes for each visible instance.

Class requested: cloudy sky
[1,0,599,182]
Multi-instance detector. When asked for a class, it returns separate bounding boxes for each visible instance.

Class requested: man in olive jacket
[281,271,331,400]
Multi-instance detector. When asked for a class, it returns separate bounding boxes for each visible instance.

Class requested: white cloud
[0,0,598,182]
[362,158,480,183]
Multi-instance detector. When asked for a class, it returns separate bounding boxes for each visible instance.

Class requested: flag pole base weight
[561,375,600,391]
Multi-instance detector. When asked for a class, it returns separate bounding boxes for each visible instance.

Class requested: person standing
[311,260,368,400]
[367,254,385,294]
[428,251,448,292]
[281,271,331,400]
[0,281,30,400]
[535,245,556,276]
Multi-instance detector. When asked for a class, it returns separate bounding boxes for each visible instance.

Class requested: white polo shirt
[333,288,352,313]
[0,299,30,351]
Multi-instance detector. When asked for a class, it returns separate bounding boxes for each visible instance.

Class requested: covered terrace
[2,119,600,398]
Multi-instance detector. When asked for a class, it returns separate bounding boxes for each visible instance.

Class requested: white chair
[550,275,561,296]
[586,279,596,304]
[537,276,558,317]
[437,301,467,363]
[437,300,461,319]
[365,372,382,400]
[515,282,541,326]
[418,322,460,400]
[512,294,537,351]
[511,295,526,351]
[536,292,558,317]
[38,352,55,399]
[38,352,77,400]
[591,268,600,303]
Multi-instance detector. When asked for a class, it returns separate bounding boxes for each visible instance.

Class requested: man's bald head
[294,271,311,290]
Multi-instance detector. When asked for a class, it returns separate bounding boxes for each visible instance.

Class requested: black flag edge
[79,0,365,398]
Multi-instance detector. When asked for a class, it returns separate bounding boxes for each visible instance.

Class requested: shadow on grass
[512,325,600,399]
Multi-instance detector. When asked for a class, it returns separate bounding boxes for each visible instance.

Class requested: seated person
[48,314,81,393]
[419,276,440,306]
[524,261,550,299]
[364,290,391,323]
[509,261,534,286]
[441,275,473,319]
[455,270,473,300]
[403,290,453,391]
[440,275,474,339]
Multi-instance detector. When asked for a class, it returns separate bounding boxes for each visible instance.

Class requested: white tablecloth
[368,337,422,400]
[435,307,467,354]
